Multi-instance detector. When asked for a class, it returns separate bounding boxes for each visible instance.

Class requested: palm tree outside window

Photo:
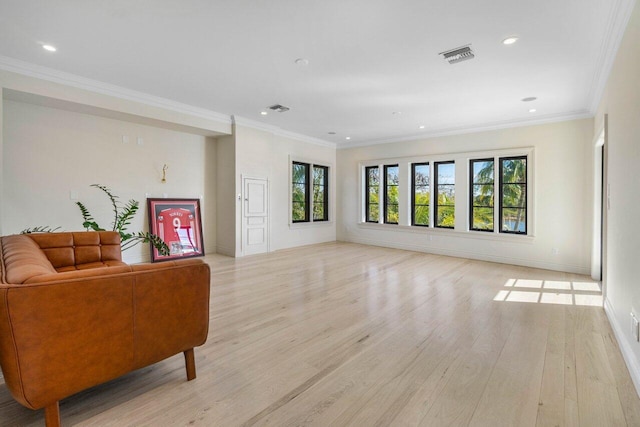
[500,156,527,234]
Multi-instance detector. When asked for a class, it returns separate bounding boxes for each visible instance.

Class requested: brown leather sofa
[0,231,210,427]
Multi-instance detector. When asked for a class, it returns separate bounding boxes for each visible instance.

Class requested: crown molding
[0,54,232,125]
[587,0,637,113]
[232,115,336,148]
[338,110,593,149]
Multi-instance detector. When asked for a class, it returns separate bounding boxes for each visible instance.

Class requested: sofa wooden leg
[44,401,61,427]
[184,348,196,381]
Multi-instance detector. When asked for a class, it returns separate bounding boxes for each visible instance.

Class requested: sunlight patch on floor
[494,279,602,306]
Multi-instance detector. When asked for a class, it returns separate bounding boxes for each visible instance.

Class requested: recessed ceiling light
[502,36,519,45]
[521,97,537,102]
[260,111,268,115]
[529,109,537,113]
[345,137,351,140]
[392,111,402,115]
[42,44,57,52]
[294,58,309,66]
[419,125,425,129]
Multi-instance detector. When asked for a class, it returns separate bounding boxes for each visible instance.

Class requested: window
[313,165,328,221]
[434,161,455,228]
[412,163,430,226]
[292,161,329,223]
[365,166,380,222]
[384,164,399,224]
[292,161,309,222]
[360,150,530,236]
[500,156,527,234]
[470,158,494,231]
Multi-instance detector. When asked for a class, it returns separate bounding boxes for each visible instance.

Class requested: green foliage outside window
[436,192,455,227]
[386,185,399,223]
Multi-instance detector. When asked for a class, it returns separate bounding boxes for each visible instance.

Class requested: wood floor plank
[575,329,627,426]
[536,307,566,427]
[468,303,551,427]
[416,301,517,426]
[0,242,638,427]
[564,306,580,427]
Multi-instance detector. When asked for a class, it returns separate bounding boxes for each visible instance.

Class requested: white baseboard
[215,244,235,257]
[344,234,589,274]
[604,297,640,398]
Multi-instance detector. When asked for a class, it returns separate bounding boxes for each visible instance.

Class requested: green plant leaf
[120,231,170,255]
[20,226,62,234]
[90,184,119,231]
[115,199,139,233]
[82,221,104,232]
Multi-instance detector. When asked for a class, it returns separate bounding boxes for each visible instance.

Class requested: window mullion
[309,163,314,223]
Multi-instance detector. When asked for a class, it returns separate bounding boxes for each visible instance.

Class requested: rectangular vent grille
[268,104,290,113]
[440,45,475,64]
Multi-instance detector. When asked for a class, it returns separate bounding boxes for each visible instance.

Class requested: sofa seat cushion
[1,235,56,284]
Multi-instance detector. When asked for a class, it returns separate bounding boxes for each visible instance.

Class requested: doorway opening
[591,117,607,288]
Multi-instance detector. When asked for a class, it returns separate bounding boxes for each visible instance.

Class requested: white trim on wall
[233,116,335,148]
[0,55,232,125]
[345,233,588,275]
[587,0,638,113]
[340,111,593,149]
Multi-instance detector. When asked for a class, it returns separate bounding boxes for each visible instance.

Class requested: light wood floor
[1,242,639,426]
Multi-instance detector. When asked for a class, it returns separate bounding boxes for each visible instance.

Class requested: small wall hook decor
[161,164,168,183]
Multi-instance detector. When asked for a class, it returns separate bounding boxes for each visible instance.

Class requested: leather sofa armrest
[0,276,136,410]
[130,260,211,369]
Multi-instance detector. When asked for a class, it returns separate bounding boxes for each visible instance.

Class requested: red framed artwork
[147,198,204,262]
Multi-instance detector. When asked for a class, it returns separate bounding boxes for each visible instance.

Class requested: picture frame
[147,198,204,262]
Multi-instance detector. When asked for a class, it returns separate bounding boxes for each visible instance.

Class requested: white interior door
[242,177,269,255]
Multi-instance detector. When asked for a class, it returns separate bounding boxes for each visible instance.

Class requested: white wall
[595,1,640,395]
[235,125,336,255]
[337,118,594,274]
[0,88,3,235]
[215,133,236,256]
[2,100,215,263]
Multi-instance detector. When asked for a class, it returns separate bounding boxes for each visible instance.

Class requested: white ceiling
[0,0,634,146]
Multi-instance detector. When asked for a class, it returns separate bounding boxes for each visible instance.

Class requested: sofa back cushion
[27,232,123,271]
[1,235,56,284]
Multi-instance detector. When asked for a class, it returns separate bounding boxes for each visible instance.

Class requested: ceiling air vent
[268,104,290,113]
[440,44,475,64]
